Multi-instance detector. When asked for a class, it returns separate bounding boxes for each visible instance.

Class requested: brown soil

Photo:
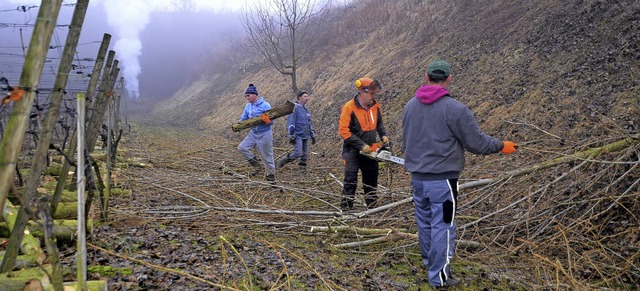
[63,121,638,290]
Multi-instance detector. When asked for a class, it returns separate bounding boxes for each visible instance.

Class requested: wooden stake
[51,33,111,214]
[0,0,63,273]
[86,58,119,151]
[14,2,90,286]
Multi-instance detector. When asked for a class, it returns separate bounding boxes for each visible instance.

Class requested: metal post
[76,93,87,290]
[104,99,112,220]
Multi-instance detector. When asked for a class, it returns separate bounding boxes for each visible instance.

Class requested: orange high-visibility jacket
[339,95,387,151]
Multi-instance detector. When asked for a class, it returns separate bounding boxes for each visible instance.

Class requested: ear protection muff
[355,78,374,92]
[355,78,380,93]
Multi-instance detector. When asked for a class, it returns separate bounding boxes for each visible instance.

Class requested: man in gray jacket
[402,60,518,288]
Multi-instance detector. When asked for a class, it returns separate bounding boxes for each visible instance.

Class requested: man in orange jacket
[338,78,389,210]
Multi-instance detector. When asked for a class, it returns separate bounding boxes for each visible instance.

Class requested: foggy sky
[0,0,248,101]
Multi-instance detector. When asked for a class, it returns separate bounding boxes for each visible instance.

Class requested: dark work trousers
[341,148,379,208]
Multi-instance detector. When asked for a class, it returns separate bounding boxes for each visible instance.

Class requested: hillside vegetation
[151,0,639,139]
[141,0,639,288]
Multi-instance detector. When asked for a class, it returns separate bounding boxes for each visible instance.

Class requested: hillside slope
[146,0,639,287]
[151,0,638,143]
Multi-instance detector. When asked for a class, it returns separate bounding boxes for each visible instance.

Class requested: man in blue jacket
[402,60,518,288]
[276,91,316,169]
[237,84,276,182]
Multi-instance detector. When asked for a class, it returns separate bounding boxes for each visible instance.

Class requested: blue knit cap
[245,84,258,95]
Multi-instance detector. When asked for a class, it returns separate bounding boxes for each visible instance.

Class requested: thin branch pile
[110,127,639,289]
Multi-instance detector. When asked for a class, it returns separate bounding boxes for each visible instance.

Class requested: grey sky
[0,0,249,100]
[0,0,347,100]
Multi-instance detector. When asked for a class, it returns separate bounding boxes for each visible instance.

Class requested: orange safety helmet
[354,78,382,93]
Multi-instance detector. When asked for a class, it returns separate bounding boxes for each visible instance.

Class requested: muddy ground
[60,123,533,290]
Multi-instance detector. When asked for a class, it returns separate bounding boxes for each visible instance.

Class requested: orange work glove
[260,113,271,124]
[502,141,518,154]
[361,145,372,154]
[370,143,380,152]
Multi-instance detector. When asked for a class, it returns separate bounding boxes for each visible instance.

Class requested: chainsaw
[360,142,405,165]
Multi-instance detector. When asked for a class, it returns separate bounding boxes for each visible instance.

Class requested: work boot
[444,277,461,287]
[340,197,354,211]
[298,161,307,173]
[248,157,260,167]
[365,193,378,209]
[434,277,461,289]
[265,174,275,184]
[276,156,292,169]
[247,158,261,176]
[365,198,378,209]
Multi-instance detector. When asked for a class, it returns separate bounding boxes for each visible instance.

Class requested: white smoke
[102,0,182,99]
[101,0,255,99]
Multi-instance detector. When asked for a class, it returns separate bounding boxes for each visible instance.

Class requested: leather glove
[501,141,518,154]
[311,136,316,145]
[361,145,372,154]
[289,136,296,144]
[381,136,392,150]
[261,113,271,125]
[371,143,380,152]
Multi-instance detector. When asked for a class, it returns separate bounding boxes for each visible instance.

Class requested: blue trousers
[411,178,458,287]
[238,129,275,176]
[287,138,308,162]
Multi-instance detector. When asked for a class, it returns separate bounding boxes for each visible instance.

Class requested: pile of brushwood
[54,123,638,290]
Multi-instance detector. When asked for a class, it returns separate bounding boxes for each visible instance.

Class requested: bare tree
[241,0,328,94]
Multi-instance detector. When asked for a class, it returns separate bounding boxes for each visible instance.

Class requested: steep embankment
[144,0,639,288]
[151,0,638,145]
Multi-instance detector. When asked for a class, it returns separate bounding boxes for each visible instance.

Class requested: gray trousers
[238,129,275,175]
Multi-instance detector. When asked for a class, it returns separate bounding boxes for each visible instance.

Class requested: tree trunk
[0,220,92,242]
[0,265,107,291]
[35,200,63,290]
[0,201,46,271]
[52,201,79,219]
[231,100,295,132]
[0,253,39,270]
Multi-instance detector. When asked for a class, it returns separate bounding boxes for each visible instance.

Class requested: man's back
[402,94,503,176]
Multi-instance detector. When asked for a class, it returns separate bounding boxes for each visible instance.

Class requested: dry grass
[96,120,639,289]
